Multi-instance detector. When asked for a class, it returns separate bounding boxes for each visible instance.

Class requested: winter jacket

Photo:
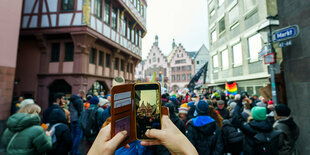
[232,100,280,155]
[217,108,230,119]
[47,107,72,155]
[1,113,52,155]
[273,117,299,155]
[222,119,243,154]
[186,116,223,155]
[69,94,83,122]
[42,104,65,124]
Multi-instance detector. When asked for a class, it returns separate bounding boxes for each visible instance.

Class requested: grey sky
[141,0,209,59]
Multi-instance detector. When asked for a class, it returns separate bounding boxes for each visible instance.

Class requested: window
[182,66,186,71]
[197,61,199,64]
[232,42,243,67]
[104,0,111,24]
[213,54,218,72]
[248,33,262,62]
[164,69,167,76]
[172,75,176,81]
[137,0,141,12]
[60,0,74,11]
[177,75,180,80]
[114,58,119,70]
[152,57,156,62]
[95,0,102,18]
[182,74,186,81]
[141,5,144,17]
[90,48,96,64]
[134,0,137,8]
[136,29,139,46]
[229,5,239,25]
[121,60,124,71]
[221,49,229,70]
[218,0,224,6]
[127,22,131,40]
[157,58,160,63]
[219,17,225,34]
[177,67,180,71]
[127,63,130,72]
[243,0,256,12]
[172,67,175,72]
[99,51,103,66]
[131,64,133,73]
[112,7,117,30]
[139,71,141,75]
[187,66,191,70]
[105,53,110,67]
[210,9,215,17]
[122,18,127,37]
[153,53,156,56]
[149,59,151,64]
[131,28,135,43]
[187,74,191,80]
[64,42,74,61]
[211,30,217,43]
[50,43,60,62]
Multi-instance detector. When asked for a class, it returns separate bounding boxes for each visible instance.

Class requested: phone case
[111,83,168,147]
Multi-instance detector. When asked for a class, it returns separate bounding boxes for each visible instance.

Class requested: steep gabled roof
[186,51,197,59]
[167,46,178,63]
[193,44,208,59]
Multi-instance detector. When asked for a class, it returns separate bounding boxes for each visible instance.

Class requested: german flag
[225,82,237,95]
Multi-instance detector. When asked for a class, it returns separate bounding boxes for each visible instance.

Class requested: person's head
[93,92,99,97]
[195,100,209,116]
[243,98,252,110]
[253,94,258,100]
[90,96,99,105]
[18,96,24,102]
[229,102,237,110]
[217,100,225,110]
[87,94,93,101]
[107,94,111,102]
[178,107,188,120]
[18,103,41,114]
[54,93,65,105]
[212,97,217,103]
[267,104,274,111]
[100,92,104,96]
[78,90,85,98]
[256,102,267,108]
[251,106,267,121]
[229,95,234,100]
[274,104,291,120]
[164,103,175,116]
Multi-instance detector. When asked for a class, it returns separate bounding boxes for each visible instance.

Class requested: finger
[140,140,161,146]
[100,123,111,141]
[124,144,130,149]
[145,129,164,139]
[107,130,127,149]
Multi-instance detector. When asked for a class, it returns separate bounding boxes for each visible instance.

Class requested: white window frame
[232,42,242,67]
[211,29,217,43]
[221,49,229,70]
[218,0,224,6]
[248,33,262,62]
[213,54,218,72]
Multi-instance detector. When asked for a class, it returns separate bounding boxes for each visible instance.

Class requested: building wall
[169,45,195,90]
[194,45,210,84]
[207,0,272,95]
[277,0,310,154]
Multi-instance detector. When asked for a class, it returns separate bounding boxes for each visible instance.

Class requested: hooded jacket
[69,94,83,122]
[273,117,299,155]
[1,113,52,155]
[186,116,223,155]
[47,107,72,155]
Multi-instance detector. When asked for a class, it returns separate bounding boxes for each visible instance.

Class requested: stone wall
[277,0,310,154]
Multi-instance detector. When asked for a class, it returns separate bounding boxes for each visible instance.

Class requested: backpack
[252,130,282,155]
[79,107,99,137]
[222,120,244,145]
[47,123,66,149]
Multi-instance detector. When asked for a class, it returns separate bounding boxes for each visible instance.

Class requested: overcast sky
[141,0,209,59]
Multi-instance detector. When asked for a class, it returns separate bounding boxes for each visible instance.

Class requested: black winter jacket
[217,108,230,119]
[186,116,223,155]
[232,99,280,155]
[47,107,73,155]
[222,119,243,154]
[42,104,65,124]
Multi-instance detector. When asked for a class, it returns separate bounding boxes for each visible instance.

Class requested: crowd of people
[1,86,299,155]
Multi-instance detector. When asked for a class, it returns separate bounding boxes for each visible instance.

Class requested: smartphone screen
[135,83,161,139]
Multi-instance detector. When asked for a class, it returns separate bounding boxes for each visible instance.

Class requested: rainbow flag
[225,82,237,95]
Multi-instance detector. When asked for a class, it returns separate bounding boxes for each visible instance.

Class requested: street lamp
[257,15,279,106]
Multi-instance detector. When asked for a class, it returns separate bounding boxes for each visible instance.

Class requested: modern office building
[14,0,148,111]
[207,0,278,95]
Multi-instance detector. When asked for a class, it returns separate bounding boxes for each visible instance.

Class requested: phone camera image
[135,85,161,139]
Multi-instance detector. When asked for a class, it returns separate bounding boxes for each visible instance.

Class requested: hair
[243,98,252,110]
[54,92,65,102]
[18,104,41,114]
[79,90,85,95]
[207,105,223,130]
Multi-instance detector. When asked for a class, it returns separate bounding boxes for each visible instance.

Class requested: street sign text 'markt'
[272,25,300,43]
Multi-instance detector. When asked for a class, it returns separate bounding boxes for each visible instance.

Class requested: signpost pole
[268,19,278,106]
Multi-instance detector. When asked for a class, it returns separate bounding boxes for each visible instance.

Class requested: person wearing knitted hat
[273,104,299,155]
[232,94,280,154]
[82,96,104,153]
[178,107,188,123]
[185,100,223,155]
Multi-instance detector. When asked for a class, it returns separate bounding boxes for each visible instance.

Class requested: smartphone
[134,83,161,140]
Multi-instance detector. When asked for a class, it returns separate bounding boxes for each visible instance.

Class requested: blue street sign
[278,40,292,48]
[272,25,299,42]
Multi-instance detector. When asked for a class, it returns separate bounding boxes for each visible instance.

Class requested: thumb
[145,129,164,140]
[107,130,128,149]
